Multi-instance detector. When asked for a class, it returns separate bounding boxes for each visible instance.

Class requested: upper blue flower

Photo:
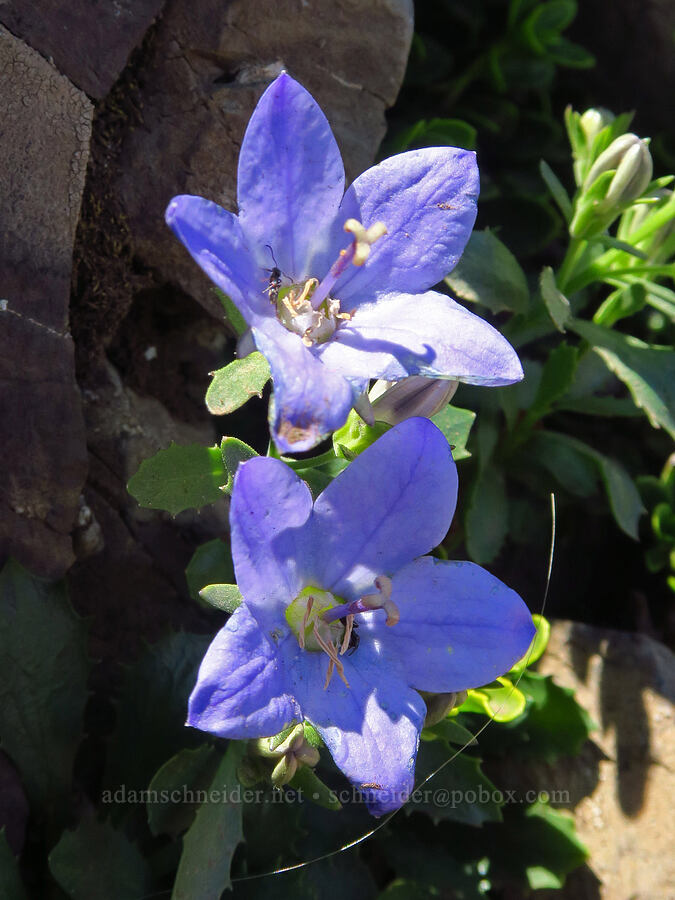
[187,418,535,815]
[166,72,523,452]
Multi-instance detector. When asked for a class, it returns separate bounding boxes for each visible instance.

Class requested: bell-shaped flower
[187,418,535,815]
[166,72,522,452]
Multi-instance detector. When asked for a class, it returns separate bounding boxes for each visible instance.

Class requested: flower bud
[571,134,653,238]
[370,376,459,426]
[579,108,614,144]
[422,690,468,727]
[584,134,652,202]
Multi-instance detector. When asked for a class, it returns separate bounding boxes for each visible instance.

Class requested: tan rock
[535,621,675,900]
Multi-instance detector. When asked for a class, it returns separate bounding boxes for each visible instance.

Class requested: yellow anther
[344,218,388,266]
[361,575,400,626]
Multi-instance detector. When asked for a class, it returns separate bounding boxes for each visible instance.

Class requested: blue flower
[187,418,535,815]
[166,72,523,452]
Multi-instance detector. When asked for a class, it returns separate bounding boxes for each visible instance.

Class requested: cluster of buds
[565,107,655,239]
[242,723,321,788]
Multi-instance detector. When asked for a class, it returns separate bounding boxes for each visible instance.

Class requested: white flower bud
[370,376,458,426]
[579,108,614,144]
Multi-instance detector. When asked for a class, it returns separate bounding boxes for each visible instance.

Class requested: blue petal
[312,418,457,600]
[318,290,523,385]
[187,604,301,739]
[297,641,426,815]
[310,147,478,305]
[366,557,536,692]
[237,72,345,280]
[230,456,314,632]
[252,324,355,453]
[165,195,270,324]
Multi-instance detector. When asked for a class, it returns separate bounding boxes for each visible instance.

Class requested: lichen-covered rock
[0,27,91,577]
[0,0,165,99]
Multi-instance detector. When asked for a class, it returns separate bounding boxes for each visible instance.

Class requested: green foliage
[185,538,235,601]
[128,443,227,515]
[172,742,244,900]
[206,352,270,415]
[104,633,210,805]
[430,405,476,461]
[221,436,259,493]
[0,831,27,900]
[48,817,153,900]
[445,229,529,315]
[199,583,243,613]
[147,745,222,838]
[0,561,89,825]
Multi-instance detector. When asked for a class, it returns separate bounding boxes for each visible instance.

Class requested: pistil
[310,218,387,310]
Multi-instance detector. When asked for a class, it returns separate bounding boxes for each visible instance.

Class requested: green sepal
[198,584,243,613]
[288,766,341,811]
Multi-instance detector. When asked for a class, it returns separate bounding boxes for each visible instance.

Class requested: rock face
[0,0,166,99]
[533,622,674,900]
[0,26,91,578]
[113,0,415,316]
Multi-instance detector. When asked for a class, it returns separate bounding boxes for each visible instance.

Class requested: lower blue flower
[187,418,535,815]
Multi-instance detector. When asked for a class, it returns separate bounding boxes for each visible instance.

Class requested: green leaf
[539,266,571,331]
[0,831,27,900]
[491,801,588,890]
[147,745,222,837]
[445,230,529,314]
[288,765,342,810]
[411,741,502,825]
[528,431,645,537]
[215,289,247,337]
[539,159,572,221]
[593,282,647,326]
[466,466,508,564]
[571,320,675,439]
[510,614,551,674]
[220,436,259,494]
[198,583,242,613]
[423,718,477,747]
[205,352,270,415]
[546,36,595,68]
[172,742,244,900]
[517,671,594,759]
[555,395,642,417]
[185,539,235,601]
[463,678,527,723]
[431,405,476,461]
[395,117,477,152]
[128,443,226,515]
[49,817,153,900]
[103,632,211,805]
[525,342,578,422]
[0,561,89,824]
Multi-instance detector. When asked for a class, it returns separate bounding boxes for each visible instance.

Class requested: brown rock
[0,0,165,99]
[514,622,675,900]
[0,28,91,577]
[114,0,414,317]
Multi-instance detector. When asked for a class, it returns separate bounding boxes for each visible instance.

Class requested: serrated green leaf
[539,266,571,331]
[128,443,226,515]
[288,766,342,810]
[104,633,210,807]
[539,159,572,221]
[0,831,27,900]
[571,320,675,439]
[517,671,594,759]
[172,742,244,900]
[0,561,89,824]
[466,467,508,564]
[220,436,259,494]
[185,539,235,601]
[410,741,502,825]
[199,583,242,613]
[445,230,529,314]
[431,405,476,461]
[147,745,221,838]
[206,352,270,415]
[49,817,153,900]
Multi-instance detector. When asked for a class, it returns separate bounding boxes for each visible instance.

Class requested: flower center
[285,586,355,689]
[270,217,387,347]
